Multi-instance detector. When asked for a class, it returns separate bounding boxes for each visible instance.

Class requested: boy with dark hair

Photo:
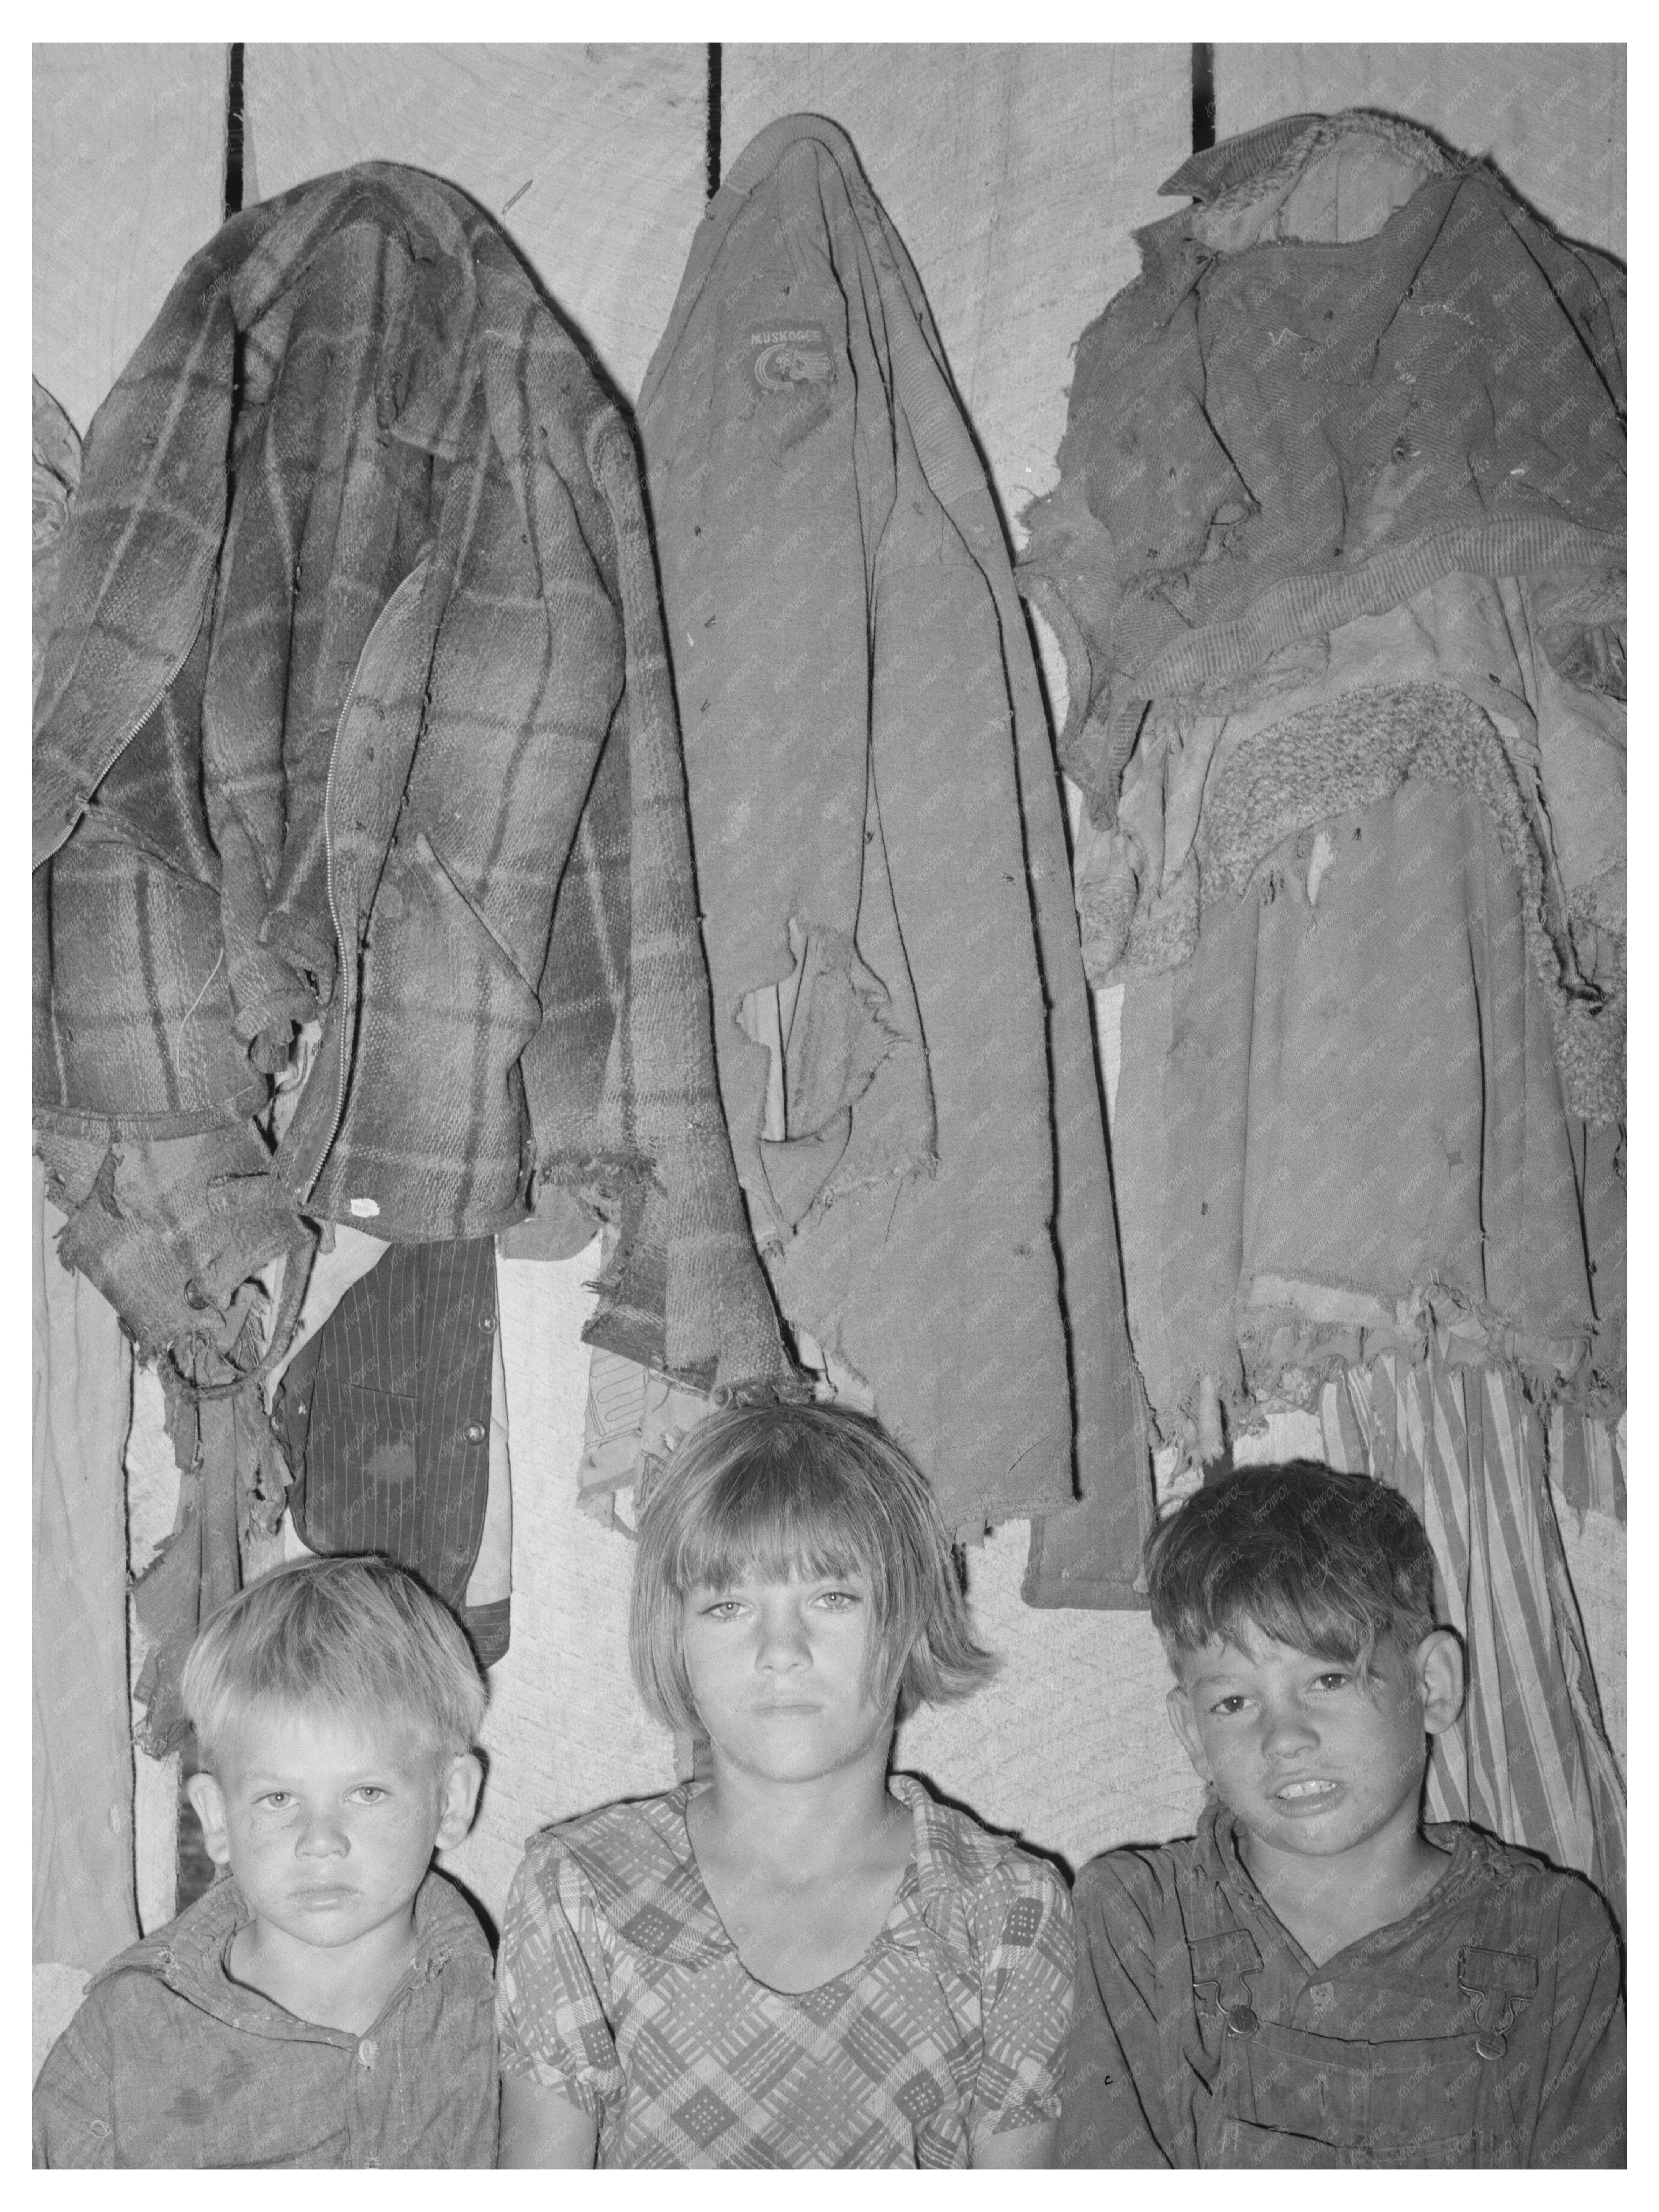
[1057,1461,1625,2168]
[34,1558,498,2168]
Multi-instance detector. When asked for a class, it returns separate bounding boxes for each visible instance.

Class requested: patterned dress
[498,1773,1075,2167]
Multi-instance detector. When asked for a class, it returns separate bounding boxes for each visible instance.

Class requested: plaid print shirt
[498,1774,1074,2168]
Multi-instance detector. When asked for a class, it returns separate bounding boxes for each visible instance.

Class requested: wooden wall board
[243,42,708,399]
[724,44,1192,547]
[1215,43,1626,260]
[32,44,228,443]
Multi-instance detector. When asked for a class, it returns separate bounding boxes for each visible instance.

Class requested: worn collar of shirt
[1194,1797,1494,1969]
[88,1869,487,2043]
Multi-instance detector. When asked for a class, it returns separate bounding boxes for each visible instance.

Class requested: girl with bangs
[497,1402,1074,2168]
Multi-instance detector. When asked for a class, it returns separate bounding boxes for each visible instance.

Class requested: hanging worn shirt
[497,1774,1074,2168]
[1057,1802,1625,2169]
[638,112,1146,1550]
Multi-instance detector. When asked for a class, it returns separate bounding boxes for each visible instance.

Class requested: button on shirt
[498,1773,1074,2167]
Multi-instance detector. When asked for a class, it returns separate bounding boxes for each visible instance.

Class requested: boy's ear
[184,1771,233,1868]
[434,1752,484,1851]
[1414,1629,1465,1736]
[1166,1685,1213,1782]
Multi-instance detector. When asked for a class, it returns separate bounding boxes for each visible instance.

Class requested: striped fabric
[1320,1339,1626,1928]
[280,1235,502,1653]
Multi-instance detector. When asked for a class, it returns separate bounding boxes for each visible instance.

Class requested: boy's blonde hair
[181,1556,487,1766]
[629,1402,995,1736]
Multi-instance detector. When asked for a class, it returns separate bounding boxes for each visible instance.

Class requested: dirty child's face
[187,1701,479,1956]
[1166,1626,1458,1865]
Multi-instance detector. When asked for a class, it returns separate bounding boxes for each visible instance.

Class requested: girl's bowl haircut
[629,1402,996,1736]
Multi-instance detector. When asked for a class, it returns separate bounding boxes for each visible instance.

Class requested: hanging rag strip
[33,163,794,1746]
[636,113,1149,1560]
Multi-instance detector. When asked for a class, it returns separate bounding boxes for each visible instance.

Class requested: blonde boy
[34,1557,497,2168]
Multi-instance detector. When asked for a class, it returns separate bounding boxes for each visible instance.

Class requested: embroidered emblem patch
[749,324,833,393]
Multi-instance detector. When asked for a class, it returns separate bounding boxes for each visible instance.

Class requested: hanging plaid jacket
[33,162,789,1399]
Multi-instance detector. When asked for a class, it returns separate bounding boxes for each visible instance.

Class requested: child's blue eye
[816,1590,860,1610]
[702,1600,743,1619]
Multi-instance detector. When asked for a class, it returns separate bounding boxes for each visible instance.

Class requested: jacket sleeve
[1055,1855,1178,2169]
[1528,1877,1626,2168]
[32,2003,116,2170]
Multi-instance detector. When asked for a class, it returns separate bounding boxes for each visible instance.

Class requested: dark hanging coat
[639,114,1148,1567]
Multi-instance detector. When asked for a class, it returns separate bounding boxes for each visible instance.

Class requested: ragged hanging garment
[33,159,789,1397]
[1020,109,1625,827]
[33,163,794,1741]
[1019,110,1626,1439]
[638,114,1148,1554]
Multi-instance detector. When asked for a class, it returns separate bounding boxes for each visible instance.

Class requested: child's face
[1166,1625,1462,1866]
[186,1701,480,1958]
[680,1570,895,1785]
